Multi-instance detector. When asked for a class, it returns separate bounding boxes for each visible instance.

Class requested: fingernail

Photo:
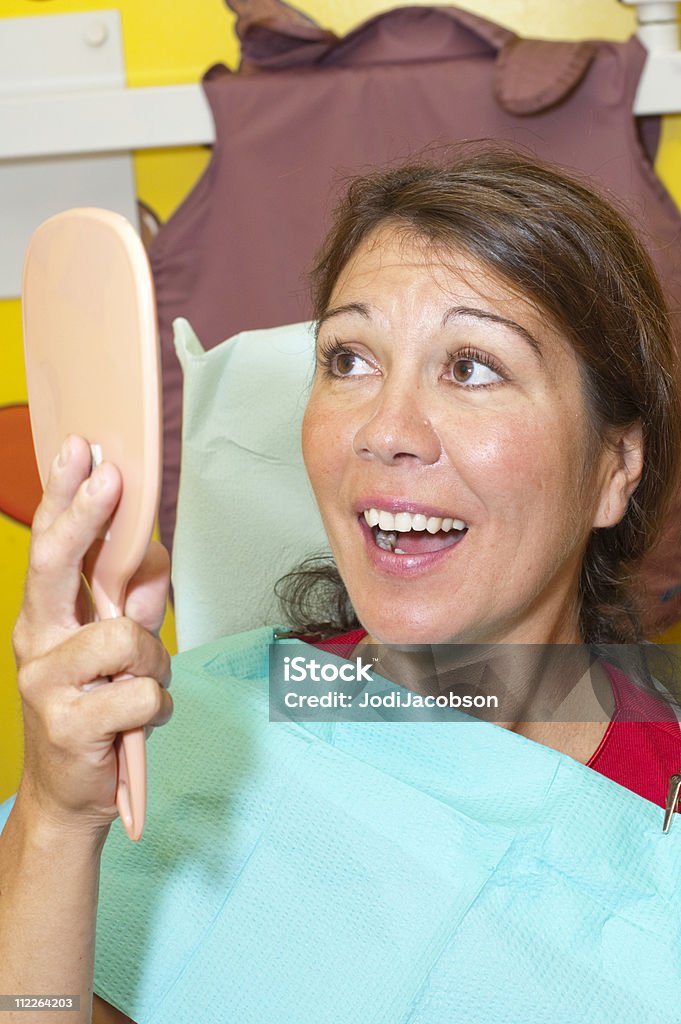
[87,468,104,495]
[58,437,72,467]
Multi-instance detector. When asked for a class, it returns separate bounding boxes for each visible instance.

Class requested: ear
[592,421,644,529]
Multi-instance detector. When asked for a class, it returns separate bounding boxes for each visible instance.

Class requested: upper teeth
[363,509,466,533]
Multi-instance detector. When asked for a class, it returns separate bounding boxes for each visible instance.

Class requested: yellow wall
[3,0,681,801]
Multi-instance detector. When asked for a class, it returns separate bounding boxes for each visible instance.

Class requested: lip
[354,495,468,523]
[357,514,467,577]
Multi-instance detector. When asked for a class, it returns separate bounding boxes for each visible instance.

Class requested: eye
[317,339,374,378]
[334,351,368,376]
[445,349,505,388]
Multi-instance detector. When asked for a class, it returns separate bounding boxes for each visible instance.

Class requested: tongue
[395,529,464,555]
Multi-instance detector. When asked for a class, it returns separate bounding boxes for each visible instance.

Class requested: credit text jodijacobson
[283,690,500,709]
[281,655,500,710]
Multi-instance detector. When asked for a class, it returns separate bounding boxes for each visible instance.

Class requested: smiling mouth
[362,508,468,555]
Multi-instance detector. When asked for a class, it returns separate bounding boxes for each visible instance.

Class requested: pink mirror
[22,208,162,841]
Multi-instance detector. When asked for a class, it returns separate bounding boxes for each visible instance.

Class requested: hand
[12,435,173,836]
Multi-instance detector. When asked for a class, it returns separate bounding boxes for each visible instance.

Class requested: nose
[352,382,442,466]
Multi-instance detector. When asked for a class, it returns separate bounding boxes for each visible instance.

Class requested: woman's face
[302,226,634,645]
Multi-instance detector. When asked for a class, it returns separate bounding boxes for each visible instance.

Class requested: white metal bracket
[619,0,681,114]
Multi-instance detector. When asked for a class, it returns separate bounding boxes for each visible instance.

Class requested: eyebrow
[316,300,543,360]
[442,306,543,360]
[315,302,371,336]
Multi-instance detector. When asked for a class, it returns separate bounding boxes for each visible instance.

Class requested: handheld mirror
[22,208,162,842]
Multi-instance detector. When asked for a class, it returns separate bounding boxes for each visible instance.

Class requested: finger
[30,435,96,534]
[123,541,171,636]
[21,618,172,700]
[81,676,174,736]
[24,459,122,636]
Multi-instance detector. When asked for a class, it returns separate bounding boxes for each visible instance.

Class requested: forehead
[328,225,553,335]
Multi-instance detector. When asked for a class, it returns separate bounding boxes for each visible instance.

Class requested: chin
[357,608,458,647]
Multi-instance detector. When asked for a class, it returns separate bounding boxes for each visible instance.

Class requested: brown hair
[277,147,681,643]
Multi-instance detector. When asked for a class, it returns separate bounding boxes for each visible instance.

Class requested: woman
[2,148,681,1023]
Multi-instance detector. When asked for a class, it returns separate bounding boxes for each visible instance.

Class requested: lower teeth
[374,529,407,555]
[373,526,465,555]
[375,529,397,551]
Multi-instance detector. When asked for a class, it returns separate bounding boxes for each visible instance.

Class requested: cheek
[301,403,321,486]
[301,394,345,498]
[450,409,588,510]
